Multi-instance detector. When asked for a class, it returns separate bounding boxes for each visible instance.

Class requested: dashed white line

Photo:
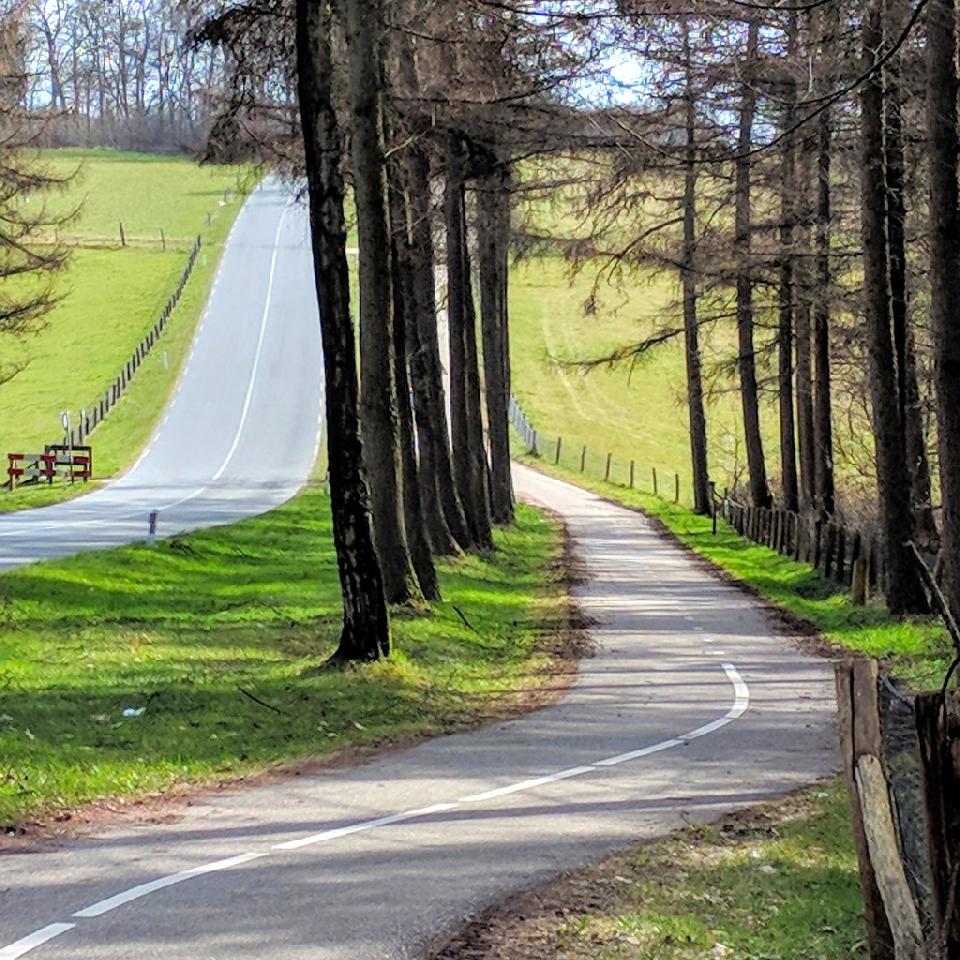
[73,854,265,919]
[0,925,76,960]
[0,664,750,954]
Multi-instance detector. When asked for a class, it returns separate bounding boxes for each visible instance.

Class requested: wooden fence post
[604,452,612,482]
[119,221,126,247]
[652,466,658,496]
[629,460,635,488]
[555,436,562,465]
[580,446,586,473]
[916,690,960,956]
[834,660,896,960]
[674,472,680,503]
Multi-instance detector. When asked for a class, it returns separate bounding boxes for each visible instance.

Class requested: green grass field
[0,488,566,826]
[509,257,784,500]
[0,150,250,510]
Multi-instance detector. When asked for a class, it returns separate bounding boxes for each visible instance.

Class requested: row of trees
[192,0,960,646]
[28,0,226,150]
[18,0,960,642]
[193,0,585,659]
[536,0,960,618]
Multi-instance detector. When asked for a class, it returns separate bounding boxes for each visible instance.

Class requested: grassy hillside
[0,489,566,826]
[510,256,784,500]
[0,150,250,509]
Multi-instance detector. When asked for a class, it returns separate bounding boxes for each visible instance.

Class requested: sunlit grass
[0,491,565,825]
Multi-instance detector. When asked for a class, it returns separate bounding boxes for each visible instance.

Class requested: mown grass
[527,783,864,960]
[0,150,250,511]
[43,148,250,247]
[0,490,566,826]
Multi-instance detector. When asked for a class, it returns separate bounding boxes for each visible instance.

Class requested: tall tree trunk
[884,0,938,546]
[778,48,799,514]
[860,0,927,614]
[796,132,817,512]
[342,0,420,605]
[735,21,770,509]
[294,0,389,661]
[478,161,514,524]
[446,135,494,548]
[406,144,472,551]
[813,98,835,517]
[386,150,440,600]
[928,0,960,612]
[682,24,710,516]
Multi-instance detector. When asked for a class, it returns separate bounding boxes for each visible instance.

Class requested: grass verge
[432,781,865,960]
[0,489,571,829]
[517,453,953,691]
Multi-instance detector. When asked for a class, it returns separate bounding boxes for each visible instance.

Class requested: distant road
[0,178,324,570]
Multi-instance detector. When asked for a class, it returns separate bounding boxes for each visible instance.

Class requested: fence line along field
[0,150,250,509]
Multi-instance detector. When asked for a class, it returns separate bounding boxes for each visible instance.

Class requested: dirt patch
[1,514,593,852]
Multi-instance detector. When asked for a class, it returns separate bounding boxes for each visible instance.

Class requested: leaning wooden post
[555,436,562,465]
[652,466,658,496]
[119,221,126,247]
[580,446,586,473]
[629,459,635,488]
[604,452,612,482]
[834,660,897,960]
[674,472,680,503]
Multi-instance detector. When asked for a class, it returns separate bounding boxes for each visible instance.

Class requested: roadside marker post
[147,511,158,545]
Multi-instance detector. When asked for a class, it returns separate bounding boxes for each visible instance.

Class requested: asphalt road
[0,457,838,959]
[0,177,324,570]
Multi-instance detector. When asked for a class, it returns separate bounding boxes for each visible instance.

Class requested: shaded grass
[434,782,865,960]
[518,453,953,691]
[0,490,566,826]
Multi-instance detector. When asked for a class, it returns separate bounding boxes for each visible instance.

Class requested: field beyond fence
[510,396,887,607]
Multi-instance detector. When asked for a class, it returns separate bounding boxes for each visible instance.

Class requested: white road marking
[0,925,75,960]
[73,853,265,918]
[0,663,750,957]
[460,766,596,803]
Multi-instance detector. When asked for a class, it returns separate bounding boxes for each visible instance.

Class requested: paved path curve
[0,177,324,570]
[0,463,838,960]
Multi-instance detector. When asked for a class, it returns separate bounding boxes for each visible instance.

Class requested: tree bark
[342,0,420,605]
[446,135,494,548]
[778,47,799,514]
[928,0,960,613]
[860,0,927,614]
[682,23,710,516]
[814,97,835,517]
[478,162,514,524]
[405,146,470,553]
[795,133,816,513]
[386,148,440,601]
[294,0,389,661]
[734,20,770,509]
[883,0,938,547]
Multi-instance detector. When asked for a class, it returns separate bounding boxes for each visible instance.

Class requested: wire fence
[55,235,202,451]
[509,395,688,505]
[510,394,885,605]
